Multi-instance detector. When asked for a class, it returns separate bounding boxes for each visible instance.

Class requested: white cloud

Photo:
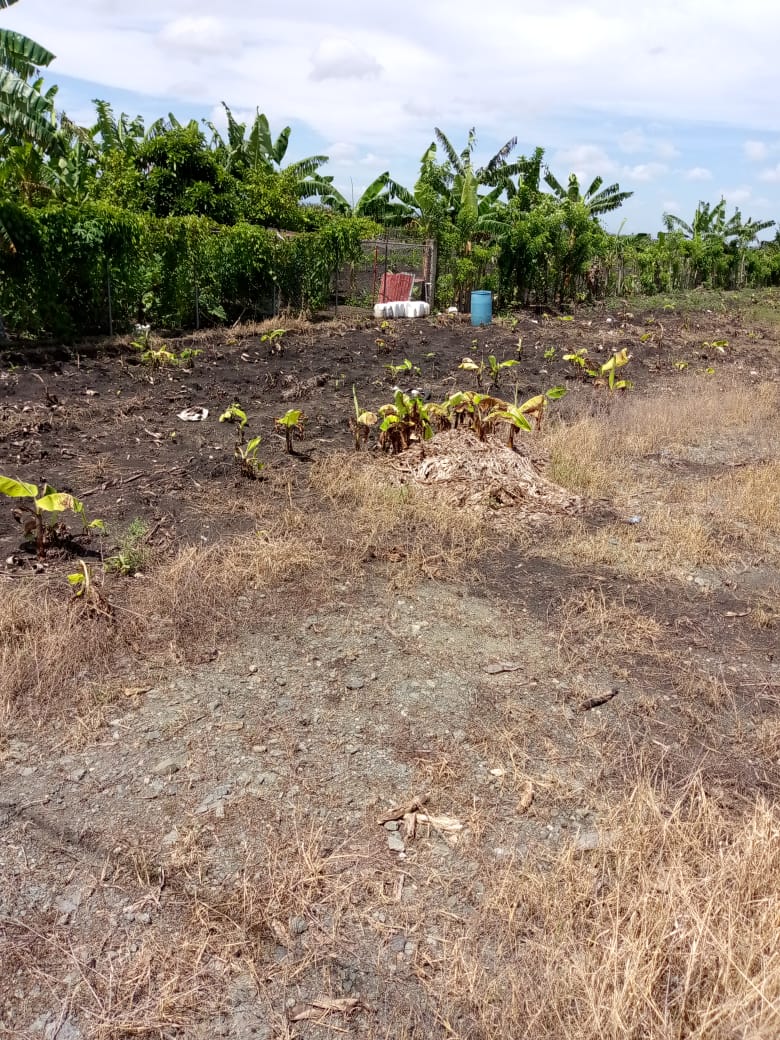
[310,38,381,81]
[326,141,358,163]
[685,166,713,180]
[550,144,615,180]
[623,162,668,181]
[158,16,232,56]
[721,186,752,204]
[744,139,769,161]
[618,128,679,159]
[6,0,780,234]
[758,163,780,182]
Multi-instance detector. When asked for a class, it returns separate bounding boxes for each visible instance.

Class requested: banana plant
[67,561,112,616]
[562,348,598,379]
[234,432,264,479]
[378,390,433,454]
[219,402,248,428]
[350,387,377,451]
[384,357,420,381]
[487,354,519,388]
[458,356,485,388]
[485,403,533,449]
[275,409,305,453]
[0,476,103,558]
[510,386,567,430]
[599,349,632,390]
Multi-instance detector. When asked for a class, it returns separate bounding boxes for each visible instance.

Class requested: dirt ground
[1,295,779,1039]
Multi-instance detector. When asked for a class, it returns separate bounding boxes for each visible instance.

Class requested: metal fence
[331,235,436,314]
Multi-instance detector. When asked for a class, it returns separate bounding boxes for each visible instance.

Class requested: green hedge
[0,203,366,339]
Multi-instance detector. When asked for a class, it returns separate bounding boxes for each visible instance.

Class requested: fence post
[424,238,437,309]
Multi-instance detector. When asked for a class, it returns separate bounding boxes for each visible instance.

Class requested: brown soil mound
[392,429,583,521]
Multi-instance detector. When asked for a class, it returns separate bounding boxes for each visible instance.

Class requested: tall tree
[0,0,56,146]
[544,170,633,217]
[663,198,774,243]
[206,104,338,203]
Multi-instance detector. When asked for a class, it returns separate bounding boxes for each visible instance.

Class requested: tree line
[1,0,779,338]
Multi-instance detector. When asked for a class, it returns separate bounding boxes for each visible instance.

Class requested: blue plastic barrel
[470,290,492,326]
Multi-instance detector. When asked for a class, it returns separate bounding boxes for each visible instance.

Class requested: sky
[5,0,780,235]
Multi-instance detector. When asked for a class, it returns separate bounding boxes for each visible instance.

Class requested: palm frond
[434,127,463,173]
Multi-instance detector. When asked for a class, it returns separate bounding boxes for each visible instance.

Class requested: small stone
[289,915,308,935]
[387,831,405,853]
[384,820,400,831]
[152,758,182,776]
[275,676,287,687]
[248,664,258,674]
[345,677,365,690]
[67,767,87,782]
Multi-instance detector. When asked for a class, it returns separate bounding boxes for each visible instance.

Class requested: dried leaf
[288,996,362,1022]
[518,782,534,813]
[484,661,522,675]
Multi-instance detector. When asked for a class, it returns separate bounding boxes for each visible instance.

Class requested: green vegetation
[275,409,305,454]
[234,432,264,479]
[219,403,248,428]
[105,518,149,576]
[371,384,567,454]
[0,475,103,557]
[0,23,778,339]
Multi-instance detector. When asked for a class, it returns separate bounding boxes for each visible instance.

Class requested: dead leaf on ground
[288,996,364,1022]
[377,793,429,825]
[123,686,151,698]
[518,781,534,813]
[484,661,523,674]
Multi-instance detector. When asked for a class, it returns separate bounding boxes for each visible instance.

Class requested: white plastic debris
[177,407,209,421]
[374,301,430,320]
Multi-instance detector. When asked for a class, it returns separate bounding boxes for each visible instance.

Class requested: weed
[106,518,150,576]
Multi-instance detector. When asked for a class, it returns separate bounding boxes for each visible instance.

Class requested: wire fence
[330,235,435,315]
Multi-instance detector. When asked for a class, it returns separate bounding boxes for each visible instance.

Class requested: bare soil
[1,299,779,1039]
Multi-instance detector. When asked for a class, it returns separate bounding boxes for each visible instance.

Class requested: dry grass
[540,510,720,580]
[5,779,779,1039]
[131,520,324,654]
[0,578,117,725]
[426,779,780,1039]
[553,585,665,664]
[311,451,490,580]
[544,379,779,501]
[0,520,324,727]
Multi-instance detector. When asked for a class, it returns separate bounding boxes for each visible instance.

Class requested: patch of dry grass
[541,509,720,580]
[0,577,116,725]
[425,779,780,1039]
[543,379,779,501]
[0,519,324,727]
[553,585,665,664]
[312,451,489,581]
